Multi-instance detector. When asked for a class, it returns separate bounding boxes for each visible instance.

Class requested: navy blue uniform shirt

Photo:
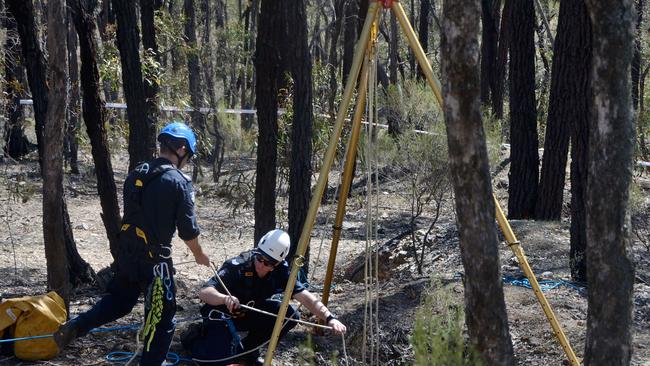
[202,250,306,315]
[122,157,200,246]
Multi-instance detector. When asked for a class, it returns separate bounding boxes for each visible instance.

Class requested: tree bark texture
[285,0,314,269]
[507,0,538,219]
[327,0,346,116]
[480,0,500,106]
[631,0,644,110]
[536,0,591,221]
[342,0,358,83]
[441,1,514,364]
[140,0,160,129]
[66,10,80,174]
[71,0,123,261]
[584,1,636,364]
[113,0,156,171]
[184,0,206,134]
[254,0,283,244]
[43,0,71,305]
[6,0,48,165]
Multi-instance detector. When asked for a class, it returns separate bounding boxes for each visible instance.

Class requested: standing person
[189,229,346,366]
[54,122,210,365]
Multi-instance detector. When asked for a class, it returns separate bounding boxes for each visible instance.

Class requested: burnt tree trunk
[184,0,206,134]
[327,0,346,116]
[441,0,514,363]
[342,0,358,82]
[254,0,283,244]
[66,8,80,174]
[507,0,538,219]
[536,0,591,220]
[71,0,122,261]
[43,0,71,306]
[286,0,313,271]
[3,11,32,159]
[632,0,644,111]
[494,0,512,120]
[6,0,47,165]
[7,0,95,286]
[584,1,636,364]
[480,0,500,106]
[140,0,160,129]
[113,0,156,171]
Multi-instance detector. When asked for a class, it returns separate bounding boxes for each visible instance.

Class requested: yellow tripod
[264,1,579,365]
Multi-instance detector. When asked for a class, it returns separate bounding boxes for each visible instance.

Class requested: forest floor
[0,148,649,366]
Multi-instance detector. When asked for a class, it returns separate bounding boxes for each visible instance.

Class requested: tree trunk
[327,0,346,116]
[441,1,514,363]
[342,0,358,82]
[184,0,206,134]
[6,0,48,166]
[43,0,71,306]
[584,1,636,364]
[3,11,32,160]
[494,0,512,120]
[536,0,590,221]
[254,0,283,244]
[66,8,80,174]
[140,0,160,130]
[113,0,156,171]
[507,0,538,219]
[286,0,313,271]
[632,0,644,110]
[417,0,430,80]
[7,0,95,287]
[480,0,500,106]
[71,0,122,261]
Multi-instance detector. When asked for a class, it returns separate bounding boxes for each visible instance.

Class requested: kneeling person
[194,229,346,365]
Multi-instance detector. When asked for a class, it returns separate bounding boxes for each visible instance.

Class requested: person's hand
[328,318,346,335]
[194,251,210,266]
[224,295,240,313]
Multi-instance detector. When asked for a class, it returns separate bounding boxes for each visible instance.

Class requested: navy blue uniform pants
[72,263,176,366]
[233,299,299,362]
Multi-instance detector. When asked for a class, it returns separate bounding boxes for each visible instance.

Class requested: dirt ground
[0,149,649,366]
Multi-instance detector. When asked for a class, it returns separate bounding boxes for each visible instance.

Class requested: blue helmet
[158,122,197,154]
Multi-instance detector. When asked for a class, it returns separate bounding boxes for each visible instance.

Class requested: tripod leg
[262,3,382,366]
[391,1,444,107]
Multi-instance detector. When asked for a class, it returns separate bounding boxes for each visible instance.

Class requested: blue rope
[106,351,192,365]
[503,275,585,293]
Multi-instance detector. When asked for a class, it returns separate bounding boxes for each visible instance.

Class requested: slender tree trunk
[536,0,590,220]
[481,0,500,107]
[140,0,160,130]
[254,0,283,244]
[43,0,71,306]
[113,0,156,171]
[507,0,538,219]
[66,8,80,174]
[286,0,313,271]
[494,0,512,120]
[3,11,32,159]
[7,0,95,286]
[71,0,122,261]
[184,0,206,134]
[417,0,430,80]
[632,0,644,110]
[342,0,358,82]
[441,0,514,363]
[584,1,636,364]
[327,0,346,116]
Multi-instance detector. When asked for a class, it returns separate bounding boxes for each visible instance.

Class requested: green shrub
[411,281,483,366]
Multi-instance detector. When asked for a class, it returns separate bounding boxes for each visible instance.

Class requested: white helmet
[257,229,291,264]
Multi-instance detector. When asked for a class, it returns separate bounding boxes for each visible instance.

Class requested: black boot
[53,320,79,350]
